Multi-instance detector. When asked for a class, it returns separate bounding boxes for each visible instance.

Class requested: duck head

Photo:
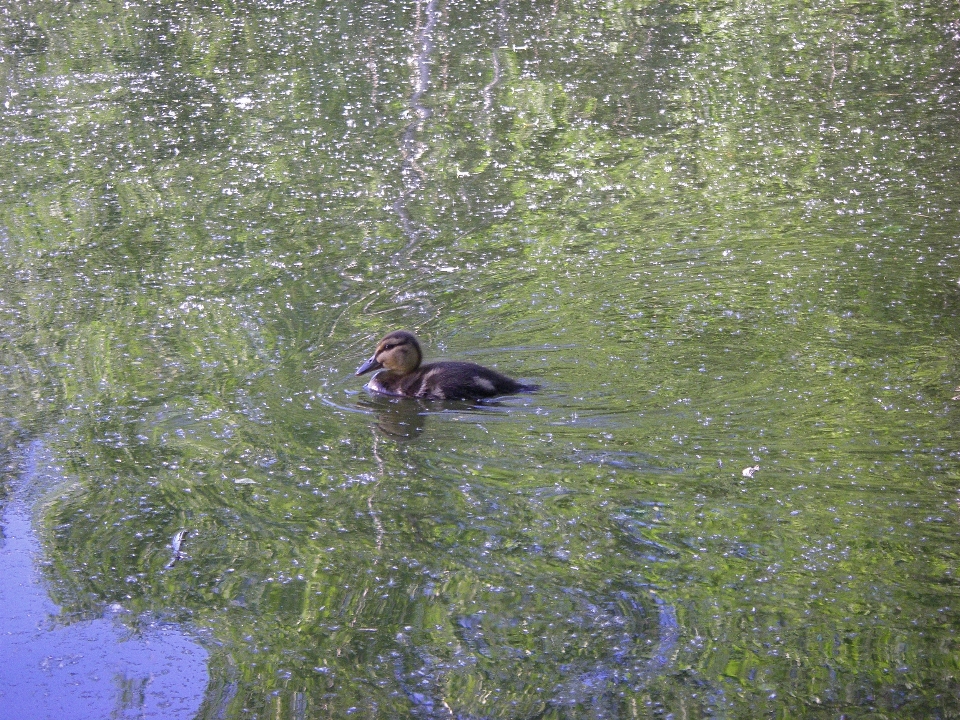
[356,330,423,376]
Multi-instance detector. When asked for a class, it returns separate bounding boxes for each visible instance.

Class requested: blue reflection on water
[0,442,208,720]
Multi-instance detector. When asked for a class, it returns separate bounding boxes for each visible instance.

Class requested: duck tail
[517,382,540,393]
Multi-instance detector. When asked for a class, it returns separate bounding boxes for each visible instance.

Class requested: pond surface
[1,0,959,717]
[0,442,209,720]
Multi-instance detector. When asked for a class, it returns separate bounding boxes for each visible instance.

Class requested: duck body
[366,361,531,400]
[356,330,538,401]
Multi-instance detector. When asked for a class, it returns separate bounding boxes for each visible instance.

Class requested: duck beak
[355,355,382,376]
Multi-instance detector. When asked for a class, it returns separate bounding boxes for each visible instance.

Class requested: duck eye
[382,343,394,351]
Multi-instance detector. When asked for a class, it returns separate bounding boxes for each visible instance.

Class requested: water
[1,0,958,717]
[0,441,209,719]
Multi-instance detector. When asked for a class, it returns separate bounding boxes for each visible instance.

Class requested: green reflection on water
[1,0,959,716]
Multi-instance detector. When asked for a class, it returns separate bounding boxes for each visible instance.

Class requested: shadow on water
[0,440,208,719]
[357,393,431,439]
[326,375,543,440]
[354,391,542,440]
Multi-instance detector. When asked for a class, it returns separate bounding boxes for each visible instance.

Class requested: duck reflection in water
[356,393,429,439]
[356,330,539,401]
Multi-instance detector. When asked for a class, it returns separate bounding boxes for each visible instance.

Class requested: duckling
[355,330,538,400]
